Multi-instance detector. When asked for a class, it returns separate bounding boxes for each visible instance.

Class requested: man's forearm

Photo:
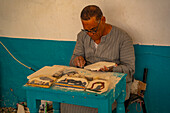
[69,55,77,67]
[113,64,134,82]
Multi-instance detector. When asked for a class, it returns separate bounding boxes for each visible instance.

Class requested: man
[61,5,135,113]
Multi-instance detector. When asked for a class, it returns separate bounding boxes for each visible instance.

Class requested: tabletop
[23,65,127,113]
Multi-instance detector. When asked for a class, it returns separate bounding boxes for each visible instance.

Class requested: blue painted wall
[0,37,170,113]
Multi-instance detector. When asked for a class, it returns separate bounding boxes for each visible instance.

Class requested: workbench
[23,72,127,113]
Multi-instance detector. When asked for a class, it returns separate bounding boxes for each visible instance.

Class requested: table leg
[26,91,41,113]
[53,102,60,113]
[116,78,126,113]
[27,99,41,113]
[98,100,112,113]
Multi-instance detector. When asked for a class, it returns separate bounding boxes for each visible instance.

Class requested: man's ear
[101,16,106,23]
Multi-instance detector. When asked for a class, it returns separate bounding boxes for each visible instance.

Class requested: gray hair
[81,5,103,21]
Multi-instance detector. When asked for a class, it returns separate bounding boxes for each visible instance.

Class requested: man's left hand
[98,64,117,72]
[98,66,112,72]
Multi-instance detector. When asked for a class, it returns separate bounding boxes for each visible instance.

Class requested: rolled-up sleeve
[69,32,86,67]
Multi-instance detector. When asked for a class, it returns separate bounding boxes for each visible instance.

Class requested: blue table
[23,72,127,113]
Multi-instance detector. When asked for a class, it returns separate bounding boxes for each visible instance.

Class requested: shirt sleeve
[69,32,86,67]
[113,33,135,82]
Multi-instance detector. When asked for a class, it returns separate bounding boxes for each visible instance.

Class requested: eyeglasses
[81,19,101,34]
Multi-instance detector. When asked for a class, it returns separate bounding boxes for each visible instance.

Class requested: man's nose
[87,32,94,36]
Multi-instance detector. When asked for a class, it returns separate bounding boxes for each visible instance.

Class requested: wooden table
[23,72,127,113]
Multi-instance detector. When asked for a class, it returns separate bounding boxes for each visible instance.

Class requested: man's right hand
[73,56,86,68]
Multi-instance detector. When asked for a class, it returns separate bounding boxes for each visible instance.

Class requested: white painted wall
[0,0,170,45]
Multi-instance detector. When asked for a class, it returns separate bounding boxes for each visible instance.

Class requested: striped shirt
[70,25,135,82]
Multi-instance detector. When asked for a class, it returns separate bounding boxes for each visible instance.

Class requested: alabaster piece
[86,79,110,94]
[26,75,56,88]
[54,76,88,90]
[84,61,116,71]
[27,65,66,79]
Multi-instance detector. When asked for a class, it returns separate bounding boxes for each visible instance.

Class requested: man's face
[81,16,104,42]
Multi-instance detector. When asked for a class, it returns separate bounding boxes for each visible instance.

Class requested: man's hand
[98,66,111,72]
[98,64,117,72]
[73,56,86,68]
